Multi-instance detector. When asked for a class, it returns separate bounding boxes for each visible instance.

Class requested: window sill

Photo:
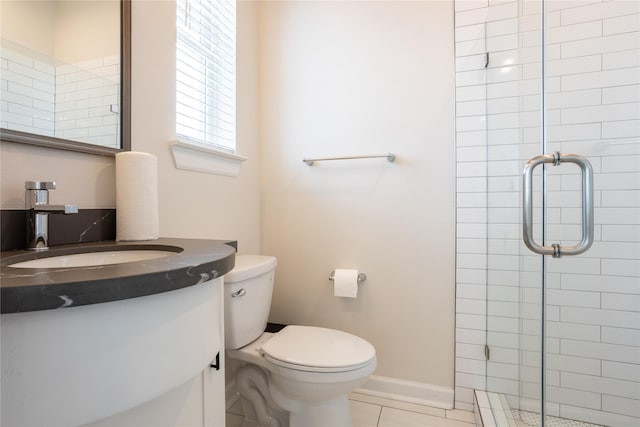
[170,140,247,177]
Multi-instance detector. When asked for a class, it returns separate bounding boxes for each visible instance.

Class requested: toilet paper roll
[115,151,159,241]
[333,268,359,298]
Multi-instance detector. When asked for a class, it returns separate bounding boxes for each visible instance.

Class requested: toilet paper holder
[328,270,367,284]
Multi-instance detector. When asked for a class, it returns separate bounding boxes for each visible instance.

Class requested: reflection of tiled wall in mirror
[55,55,120,148]
[1,45,56,137]
[0,43,120,148]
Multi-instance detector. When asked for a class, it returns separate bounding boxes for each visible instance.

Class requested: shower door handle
[522,152,594,258]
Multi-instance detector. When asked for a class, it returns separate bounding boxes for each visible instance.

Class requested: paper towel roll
[115,151,159,241]
[333,268,359,298]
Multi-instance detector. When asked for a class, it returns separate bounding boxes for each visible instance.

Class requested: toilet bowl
[224,255,376,427]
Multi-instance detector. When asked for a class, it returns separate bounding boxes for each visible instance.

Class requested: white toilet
[224,254,377,427]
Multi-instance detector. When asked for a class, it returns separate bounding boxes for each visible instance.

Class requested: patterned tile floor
[478,391,603,427]
[510,410,602,427]
[226,392,476,427]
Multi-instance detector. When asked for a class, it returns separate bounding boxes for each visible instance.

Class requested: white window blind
[176,0,236,152]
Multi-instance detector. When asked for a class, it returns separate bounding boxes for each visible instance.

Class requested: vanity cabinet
[1,239,235,427]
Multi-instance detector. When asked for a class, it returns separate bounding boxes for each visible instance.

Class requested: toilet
[224,254,377,427]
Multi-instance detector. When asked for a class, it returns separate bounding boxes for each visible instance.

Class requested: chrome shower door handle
[522,152,594,258]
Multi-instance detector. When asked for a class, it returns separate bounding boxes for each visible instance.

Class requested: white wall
[1,0,262,253]
[0,141,115,209]
[258,1,457,389]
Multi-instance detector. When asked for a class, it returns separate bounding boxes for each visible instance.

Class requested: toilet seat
[260,325,376,373]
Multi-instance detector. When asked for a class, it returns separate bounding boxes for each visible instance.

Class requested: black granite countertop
[0,238,236,314]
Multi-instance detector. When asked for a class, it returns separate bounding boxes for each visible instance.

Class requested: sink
[2,243,184,271]
[9,250,174,268]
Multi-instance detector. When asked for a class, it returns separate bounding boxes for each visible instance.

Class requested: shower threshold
[474,391,603,427]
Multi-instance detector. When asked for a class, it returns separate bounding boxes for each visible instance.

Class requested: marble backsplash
[1,209,116,251]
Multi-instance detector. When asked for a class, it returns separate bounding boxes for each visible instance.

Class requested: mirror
[0,0,130,156]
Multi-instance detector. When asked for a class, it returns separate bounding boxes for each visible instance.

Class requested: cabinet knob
[231,289,246,298]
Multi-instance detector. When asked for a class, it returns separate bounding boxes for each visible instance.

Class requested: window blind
[176,0,236,151]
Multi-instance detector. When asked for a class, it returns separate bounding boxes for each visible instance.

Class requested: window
[176,0,236,152]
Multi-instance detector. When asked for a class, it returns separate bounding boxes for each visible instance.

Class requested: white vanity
[0,239,235,427]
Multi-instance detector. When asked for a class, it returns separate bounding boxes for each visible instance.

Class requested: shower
[454,0,640,425]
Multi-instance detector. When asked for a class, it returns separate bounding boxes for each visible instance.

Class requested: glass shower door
[537,0,640,425]
[453,0,639,424]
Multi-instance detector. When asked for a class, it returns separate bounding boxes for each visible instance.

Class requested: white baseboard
[227,374,454,411]
[354,375,454,409]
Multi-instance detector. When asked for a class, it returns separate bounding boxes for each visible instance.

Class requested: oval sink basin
[9,250,174,269]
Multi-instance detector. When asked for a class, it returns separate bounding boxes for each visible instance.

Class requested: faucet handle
[25,181,57,190]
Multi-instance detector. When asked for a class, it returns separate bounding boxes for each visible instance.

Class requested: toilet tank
[223,254,277,349]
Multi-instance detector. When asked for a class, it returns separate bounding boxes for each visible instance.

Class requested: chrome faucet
[25,181,78,250]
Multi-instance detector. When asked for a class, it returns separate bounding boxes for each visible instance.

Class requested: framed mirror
[0,0,130,156]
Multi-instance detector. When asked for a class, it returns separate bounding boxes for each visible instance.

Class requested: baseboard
[354,375,454,409]
[227,373,455,411]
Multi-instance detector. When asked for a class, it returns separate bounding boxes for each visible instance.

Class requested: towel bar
[303,153,395,166]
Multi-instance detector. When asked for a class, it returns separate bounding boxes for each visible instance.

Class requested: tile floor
[226,391,476,427]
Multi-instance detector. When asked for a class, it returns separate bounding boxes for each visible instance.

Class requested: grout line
[375,404,383,427]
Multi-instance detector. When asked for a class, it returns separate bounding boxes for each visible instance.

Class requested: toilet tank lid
[224,254,277,283]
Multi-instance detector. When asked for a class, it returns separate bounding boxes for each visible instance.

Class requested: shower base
[510,410,602,427]
[474,391,603,427]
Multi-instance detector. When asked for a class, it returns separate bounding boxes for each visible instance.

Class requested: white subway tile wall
[454,0,640,425]
[1,43,120,148]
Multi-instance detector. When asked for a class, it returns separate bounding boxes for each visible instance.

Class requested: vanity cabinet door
[82,278,226,427]
[83,376,206,427]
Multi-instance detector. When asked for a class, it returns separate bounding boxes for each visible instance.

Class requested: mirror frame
[0,0,131,156]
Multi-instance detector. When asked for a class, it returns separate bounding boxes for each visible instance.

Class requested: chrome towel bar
[328,270,367,284]
[303,153,395,166]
